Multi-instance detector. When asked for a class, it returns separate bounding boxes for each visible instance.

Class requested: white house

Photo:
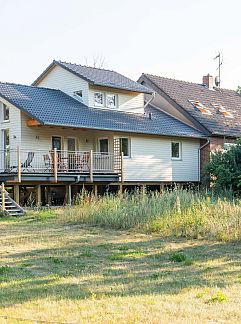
[0,60,205,207]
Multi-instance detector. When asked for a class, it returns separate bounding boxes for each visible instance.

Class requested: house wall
[20,115,200,183]
[0,97,22,150]
[37,65,145,113]
[36,65,90,106]
[121,135,200,182]
[89,86,144,113]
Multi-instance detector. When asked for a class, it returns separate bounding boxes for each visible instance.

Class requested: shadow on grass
[0,232,241,307]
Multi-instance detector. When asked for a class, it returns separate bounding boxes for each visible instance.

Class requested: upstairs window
[3,104,9,121]
[106,94,117,109]
[94,92,104,107]
[171,142,181,160]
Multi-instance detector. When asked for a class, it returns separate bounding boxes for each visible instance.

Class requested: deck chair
[43,154,52,172]
[74,152,90,171]
[9,152,35,172]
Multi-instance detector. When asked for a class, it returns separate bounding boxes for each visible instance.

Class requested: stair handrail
[0,184,25,214]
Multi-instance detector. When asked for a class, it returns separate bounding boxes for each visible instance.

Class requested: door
[67,138,76,152]
[52,136,62,151]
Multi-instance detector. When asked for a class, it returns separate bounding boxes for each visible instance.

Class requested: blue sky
[0,0,241,89]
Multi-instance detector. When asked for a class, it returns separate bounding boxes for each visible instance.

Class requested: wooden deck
[0,148,123,184]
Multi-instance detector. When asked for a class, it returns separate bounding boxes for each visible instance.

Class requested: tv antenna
[213,52,223,88]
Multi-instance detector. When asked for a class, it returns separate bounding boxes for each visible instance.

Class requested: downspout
[198,138,210,182]
[144,92,156,110]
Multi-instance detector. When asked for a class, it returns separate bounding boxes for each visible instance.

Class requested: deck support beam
[14,185,20,205]
[36,185,41,206]
[66,184,72,205]
[93,184,98,197]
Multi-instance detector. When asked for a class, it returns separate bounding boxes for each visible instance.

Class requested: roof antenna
[213,52,223,88]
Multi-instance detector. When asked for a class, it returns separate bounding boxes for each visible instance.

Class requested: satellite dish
[215,76,220,87]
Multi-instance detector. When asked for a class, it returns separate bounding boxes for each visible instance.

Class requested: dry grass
[0,214,241,323]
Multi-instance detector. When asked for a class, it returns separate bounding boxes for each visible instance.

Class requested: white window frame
[51,135,63,151]
[119,137,131,158]
[171,141,182,160]
[2,103,9,123]
[94,92,105,107]
[98,137,109,153]
[106,93,118,109]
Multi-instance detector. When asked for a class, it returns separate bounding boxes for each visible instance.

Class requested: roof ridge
[143,73,237,92]
[0,81,61,92]
[56,60,116,73]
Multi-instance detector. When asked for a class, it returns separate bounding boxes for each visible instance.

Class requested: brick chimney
[202,74,213,89]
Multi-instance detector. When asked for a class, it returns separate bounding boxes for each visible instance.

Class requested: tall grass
[61,189,241,241]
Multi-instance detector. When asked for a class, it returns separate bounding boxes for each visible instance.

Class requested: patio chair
[74,152,90,171]
[9,151,35,172]
[43,154,52,172]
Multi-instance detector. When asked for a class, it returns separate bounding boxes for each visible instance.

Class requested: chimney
[202,74,213,90]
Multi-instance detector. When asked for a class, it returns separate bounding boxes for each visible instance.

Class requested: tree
[204,139,241,193]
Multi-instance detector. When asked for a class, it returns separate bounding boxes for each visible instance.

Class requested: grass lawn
[0,214,240,323]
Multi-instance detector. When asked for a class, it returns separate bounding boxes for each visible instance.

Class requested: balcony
[0,149,123,183]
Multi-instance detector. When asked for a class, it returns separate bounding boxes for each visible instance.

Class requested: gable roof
[141,73,241,137]
[33,60,153,94]
[0,82,204,139]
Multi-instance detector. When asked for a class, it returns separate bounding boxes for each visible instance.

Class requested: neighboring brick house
[138,73,241,170]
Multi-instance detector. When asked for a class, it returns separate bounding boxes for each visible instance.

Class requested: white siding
[89,87,145,113]
[0,97,21,150]
[20,113,200,182]
[37,65,145,113]
[122,135,200,182]
[37,65,90,106]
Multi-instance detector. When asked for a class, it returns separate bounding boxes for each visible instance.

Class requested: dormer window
[106,94,117,109]
[3,104,9,121]
[94,92,104,107]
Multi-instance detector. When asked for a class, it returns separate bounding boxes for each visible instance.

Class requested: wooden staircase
[0,186,25,216]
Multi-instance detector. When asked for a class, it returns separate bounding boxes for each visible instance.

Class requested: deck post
[14,185,20,205]
[17,146,21,183]
[90,150,93,183]
[1,182,5,211]
[36,185,41,207]
[54,148,58,183]
[65,184,72,205]
[121,152,124,184]
[93,184,98,197]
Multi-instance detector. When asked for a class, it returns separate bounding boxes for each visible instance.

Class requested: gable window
[94,92,104,107]
[3,104,9,121]
[171,142,181,159]
[119,138,130,157]
[106,94,117,109]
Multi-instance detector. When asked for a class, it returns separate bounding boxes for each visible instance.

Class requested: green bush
[204,139,241,193]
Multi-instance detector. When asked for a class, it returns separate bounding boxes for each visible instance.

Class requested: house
[0,60,205,208]
[138,73,241,169]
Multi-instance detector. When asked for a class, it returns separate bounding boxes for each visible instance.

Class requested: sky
[1,0,241,90]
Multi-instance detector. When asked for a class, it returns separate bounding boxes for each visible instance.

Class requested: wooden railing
[0,148,122,183]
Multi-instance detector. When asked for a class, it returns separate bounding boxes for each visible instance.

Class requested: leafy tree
[204,139,241,193]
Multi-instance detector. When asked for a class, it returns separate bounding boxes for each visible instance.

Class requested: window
[94,92,104,107]
[3,104,9,121]
[52,136,62,150]
[99,138,109,153]
[74,90,82,98]
[106,94,117,109]
[171,142,181,159]
[119,138,130,157]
